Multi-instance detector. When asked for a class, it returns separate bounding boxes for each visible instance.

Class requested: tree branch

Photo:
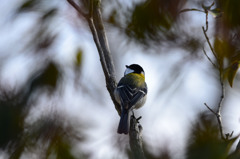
[67,1,146,157]
[129,115,146,159]
[202,47,217,68]
[201,6,233,140]
[204,103,225,140]
[91,0,118,104]
[202,27,218,62]
[66,0,87,18]
[67,0,120,114]
[202,30,228,140]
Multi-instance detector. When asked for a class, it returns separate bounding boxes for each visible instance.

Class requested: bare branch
[202,47,217,68]
[179,8,205,14]
[67,0,121,114]
[203,11,209,32]
[202,27,230,141]
[67,1,145,157]
[204,103,217,115]
[92,0,115,77]
[202,27,218,62]
[202,2,214,33]
[201,6,229,140]
[91,0,120,114]
[129,115,146,159]
[66,0,87,18]
[204,102,225,140]
[202,28,226,140]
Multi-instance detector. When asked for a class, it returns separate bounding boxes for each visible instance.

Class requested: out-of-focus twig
[202,1,215,32]
[202,47,217,68]
[204,103,225,140]
[179,8,204,14]
[202,27,218,61]
[66,0,87,18]
[201,2,234,141]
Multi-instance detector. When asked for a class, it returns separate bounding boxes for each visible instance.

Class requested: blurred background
[0,0,240,159]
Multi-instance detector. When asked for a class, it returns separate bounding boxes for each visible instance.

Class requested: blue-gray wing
[117,84,147,110]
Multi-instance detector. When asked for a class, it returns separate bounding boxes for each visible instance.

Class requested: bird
[114,64,147,134]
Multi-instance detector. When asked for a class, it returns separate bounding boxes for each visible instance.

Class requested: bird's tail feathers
[117,109,129,134]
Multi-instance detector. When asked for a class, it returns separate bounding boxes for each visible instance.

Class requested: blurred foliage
[227,140,240,159]
[123,112,239,159]
[0,94,25,149]
[0,61,89,158]
[28,62,60,93]
[224,61,240,87]
[105,0,240,76]
[125,0,186,43]
[8,113,89,159]
[0,62,60,150]
[143,147,171,159]
[1,0,240,158]
[218,0,240,28]
[124,0,188,46]
[17,0,40,12]
[15,0,58,53]
[186,113,238,159]
[75,49,83,68]
[177,0,240,86]
[214,0,240,86]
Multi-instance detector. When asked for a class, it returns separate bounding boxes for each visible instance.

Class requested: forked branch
[201,3,233,141]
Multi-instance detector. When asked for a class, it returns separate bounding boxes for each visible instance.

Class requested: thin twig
[66,0,87,18]
[202,2,215,32]
[179,8,204,14]
[202,27,226,140]
[204,11,208,32]
[202,47,217,68]
[201,3,227,140]
[202,27,218,63]
[204,103,225,140]
[204,103,216,115]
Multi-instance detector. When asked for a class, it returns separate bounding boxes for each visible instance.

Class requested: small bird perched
[114,64,147,134]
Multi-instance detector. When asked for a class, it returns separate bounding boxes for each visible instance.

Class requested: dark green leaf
[17,0,39,12]
[75,49,83,67]
[225,62,240,87]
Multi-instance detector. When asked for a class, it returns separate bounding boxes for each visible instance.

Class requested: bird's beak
[125,65,129,68]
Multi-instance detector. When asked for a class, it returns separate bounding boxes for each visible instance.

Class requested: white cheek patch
[124,68,134,76]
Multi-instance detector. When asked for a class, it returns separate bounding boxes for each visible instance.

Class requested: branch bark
[67,0,120,114]
[91,0,118,112]
[129,115,146,159]
[67,0,146,158]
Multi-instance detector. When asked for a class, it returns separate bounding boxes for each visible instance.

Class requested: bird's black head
[124,64,145,76]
